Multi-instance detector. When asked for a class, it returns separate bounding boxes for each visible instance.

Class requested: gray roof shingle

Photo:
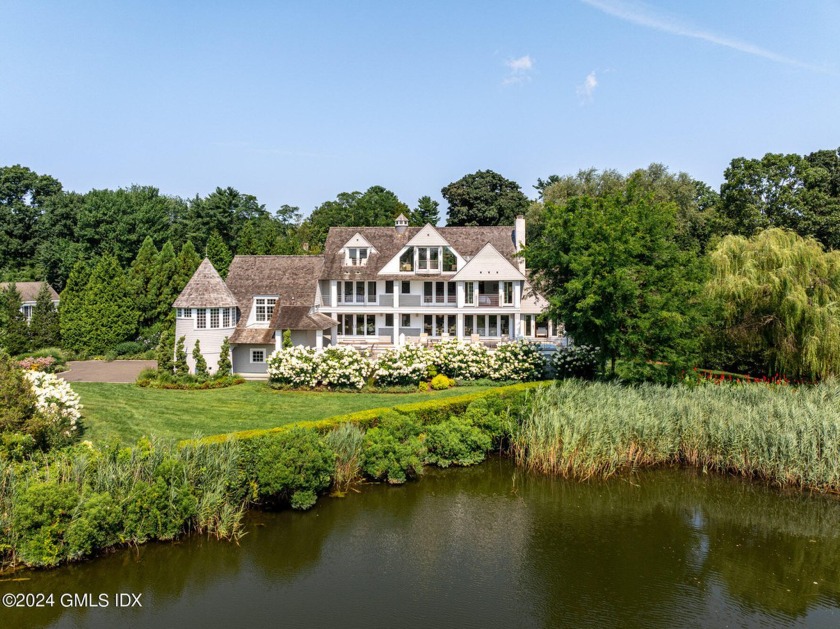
[172,258,238,308]
[0,282,59,303]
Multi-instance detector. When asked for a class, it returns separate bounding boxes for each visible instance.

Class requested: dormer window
[255,297,276,323]
[346,247,369,266]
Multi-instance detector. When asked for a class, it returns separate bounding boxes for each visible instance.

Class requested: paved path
[60,360,157,383]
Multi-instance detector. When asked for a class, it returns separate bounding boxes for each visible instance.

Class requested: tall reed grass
[325,423,365,492]
[512,380,840,492]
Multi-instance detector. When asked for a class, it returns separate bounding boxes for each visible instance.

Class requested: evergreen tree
[282,329,292,349]
[192,339,208,377]
[129,235,160,338]
[0,284,29,355]
[79,255,139,355]
[174,336,189,376]
[205,231,232,278]
[410,196,440,226]
[29,283,60,349]
[59,260,92,354]
[217,336,232,377]
[176,240,201,291]
[149,241,179,331]
[155,326,174,375]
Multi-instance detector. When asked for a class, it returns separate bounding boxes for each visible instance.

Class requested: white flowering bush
[374,344,431,386]
[24,371,82,437]
[267,346,319,387]
[316,346,371,389]
[430,340,492,380]
[552,344,599,379]
[491,340,545,381]
[268,346,371,389]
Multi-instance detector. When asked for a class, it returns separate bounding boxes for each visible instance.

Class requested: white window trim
[252,296,278,324]
[250,348,267,364]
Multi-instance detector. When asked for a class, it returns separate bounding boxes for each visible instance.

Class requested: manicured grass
[71,381,501,444]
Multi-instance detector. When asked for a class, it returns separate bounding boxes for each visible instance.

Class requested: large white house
[173,215,552,377]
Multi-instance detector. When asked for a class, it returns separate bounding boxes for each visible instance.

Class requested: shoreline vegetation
[3,379,840,572]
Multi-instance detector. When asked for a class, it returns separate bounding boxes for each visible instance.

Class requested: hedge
[187,381,547,446]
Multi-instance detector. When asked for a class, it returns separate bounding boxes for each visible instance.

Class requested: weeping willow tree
[707,228,840,378]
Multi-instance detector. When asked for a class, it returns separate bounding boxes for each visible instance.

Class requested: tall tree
[706,228,840,378]
[175,240,201,291]
[0,165,62,272]
[184,187,268,253]
[0,284,29,355]
[443,170,529,226]
[149,241,180,332]
[525,192,708,375]
[78,255,139,355]
[205,231,233,278]
[129,236,160,337]
[59,261,92,354]
[719,148,840,249]
[29,283,60,349]
[410,196,440,226]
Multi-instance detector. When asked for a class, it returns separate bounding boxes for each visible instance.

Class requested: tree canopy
[443,170,529,226]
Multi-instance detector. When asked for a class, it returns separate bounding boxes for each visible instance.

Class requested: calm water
[3,459,840,628]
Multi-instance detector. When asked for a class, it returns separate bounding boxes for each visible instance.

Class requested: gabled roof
[451,243,525,281]
[272,306,337,331]
[321,225,517,280]
[0,282,59,303]
[172,259,237,308]
[225,255,325,325]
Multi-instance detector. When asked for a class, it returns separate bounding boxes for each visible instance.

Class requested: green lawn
[71,381,500,444]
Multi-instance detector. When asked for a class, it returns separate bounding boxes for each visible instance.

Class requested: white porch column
[548,320,554,338]
[330,280,338,308]
[393,284,400,308]
[275,332,283,352]
[315,329,324,349]
[456,313,464,340]
[514,282,521,308]
[456,281,465,308]
[331,326,338,345]
[514,313,521,339]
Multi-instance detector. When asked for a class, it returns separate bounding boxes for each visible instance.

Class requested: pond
[4,459,840,628]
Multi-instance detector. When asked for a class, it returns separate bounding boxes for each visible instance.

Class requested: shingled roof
[172,258,237,308]
[272,305,337,331]
[0,282,59,303]
[320,225,518,280]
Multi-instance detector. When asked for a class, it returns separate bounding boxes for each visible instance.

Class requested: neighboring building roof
[321,225,518,280]
[0,282,59,303]
[172,258,238,308]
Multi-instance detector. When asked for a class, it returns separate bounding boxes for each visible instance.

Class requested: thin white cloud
[502,54,534,85]
[576,71,598,103]
[581,0,826,72]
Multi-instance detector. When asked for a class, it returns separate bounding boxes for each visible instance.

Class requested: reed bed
[512,380,840,492]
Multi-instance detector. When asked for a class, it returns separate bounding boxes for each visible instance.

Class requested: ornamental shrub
[361,412,426,484]
[552,344,598,379]
[425,416,492,468]
[174,336,189,377]
[268,346,319,387]
[252,428,334,509]
[156,328,174,375]
[217,337,232,377]
[12,481,80,567]
[192,340,208,377]
[316,346,370,389]
[430,374,454,390]
[430,340,492,380]
[24,371,82,448]
[374,344,431,386]
[491,340,545,381]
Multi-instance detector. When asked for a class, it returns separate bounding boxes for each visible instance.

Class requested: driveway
[59,360,157,383]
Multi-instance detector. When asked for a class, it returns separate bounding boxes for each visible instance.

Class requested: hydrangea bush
[23,371,82,438]
[430,340,492,380]
[552,344,599,379]
[268,346,370,389]
[374,344,431,386]
[491,340,545,381]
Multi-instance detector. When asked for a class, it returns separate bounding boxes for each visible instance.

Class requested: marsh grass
[325,423,365,492]
[513,380,840,491]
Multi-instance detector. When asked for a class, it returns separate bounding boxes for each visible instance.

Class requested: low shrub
[374,344,430,386]
[361,412,426,484]
[114,341,145,357]
[552,344,598,379]
[491,340,545,381]
[268,346,370,389]
[23,371,81,448]
[250,428,334,509]
[430,340,492,380]
[425,416,492,468]
[430,374,454,390]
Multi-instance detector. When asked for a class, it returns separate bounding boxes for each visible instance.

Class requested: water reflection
[3,461,839,628]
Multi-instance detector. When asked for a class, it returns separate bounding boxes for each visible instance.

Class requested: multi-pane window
[251,349,265,363]
[347,247,369,266]
[255,298,276,322]
[196,309,207,329]
[209,308,220,329]
[464,282,475,305]
[336,314,376,336]
[367,281,377,303]
[399,248,414,272]
[222,308,230,327]
[423,281,454,304]
[401,313,411,328]
[502,282,514,305]
[417,247,440,271]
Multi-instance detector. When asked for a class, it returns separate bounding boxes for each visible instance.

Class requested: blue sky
[2,1,839,217]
